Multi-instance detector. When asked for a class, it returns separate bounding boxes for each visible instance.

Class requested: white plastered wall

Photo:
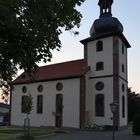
[87,37,113,77]
[85,37,114,126]
[118,38,128,126]
[11,78,80,128]
[86,77,113,126]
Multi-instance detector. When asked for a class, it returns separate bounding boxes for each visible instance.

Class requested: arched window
[122,64,124,73]
[122,96,125,118]
[96,41,103,52]
[122,44,124,54]
[122,84,125,92]
[96,62,104,71]
[21,95,28,113]
[95,94,105,117]
[37,95,43,114]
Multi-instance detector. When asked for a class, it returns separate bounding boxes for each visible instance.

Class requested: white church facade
[11,0,131,129]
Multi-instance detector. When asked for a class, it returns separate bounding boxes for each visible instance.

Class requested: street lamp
[110,102,119,140]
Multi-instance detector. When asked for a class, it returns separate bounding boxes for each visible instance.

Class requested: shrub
[132,114,140,135]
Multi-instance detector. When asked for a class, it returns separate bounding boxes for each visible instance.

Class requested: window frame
[21,95,28,113]
[122,44,124,54]
[56,82,63,91]
[22,86,27,93]
[96,62,104,71]
[96,41,103,52]
[37,85,43,92]
[95,81,104,91]
[95,94,105,117]
[122,96,125,118]
[122,64,124,73]
[122,84,125,92]
[37,95,43,114]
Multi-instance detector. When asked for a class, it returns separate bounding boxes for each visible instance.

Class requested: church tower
[81,0,131,128]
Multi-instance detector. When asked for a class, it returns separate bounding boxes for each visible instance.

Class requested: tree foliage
[132,114,140,135]
[22,93,33,137]
[0,80,10,104]
[22,94,33,116]
[0,0,85,100]
[128,88,140,121]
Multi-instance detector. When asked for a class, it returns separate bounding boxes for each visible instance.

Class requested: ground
[0,126,56,140]
[0,126,139,140]
[39,128,140,140]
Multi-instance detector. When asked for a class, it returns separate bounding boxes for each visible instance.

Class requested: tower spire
[98,0,113,16]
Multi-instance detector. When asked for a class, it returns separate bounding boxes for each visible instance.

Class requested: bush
[132,114,140,135]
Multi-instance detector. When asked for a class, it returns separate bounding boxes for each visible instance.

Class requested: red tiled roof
[13,59,89,84]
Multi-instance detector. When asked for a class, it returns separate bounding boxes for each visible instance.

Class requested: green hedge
[132,114,140,135]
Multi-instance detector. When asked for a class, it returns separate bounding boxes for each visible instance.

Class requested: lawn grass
[0,126,55,140]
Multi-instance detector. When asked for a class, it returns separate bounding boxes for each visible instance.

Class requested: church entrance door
[55,94,63,128]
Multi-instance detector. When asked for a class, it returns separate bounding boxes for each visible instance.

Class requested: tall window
[122,44,124,54]
[96,41,103,52]
[122,64,124,73]
[21,95,28,113]
[96,62,104,71]
[122,96,125,118]
[122,84,125,92]
[95,94,105,117]
[37,95,43,114]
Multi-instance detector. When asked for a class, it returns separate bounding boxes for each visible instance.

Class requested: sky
[44,0,140,93]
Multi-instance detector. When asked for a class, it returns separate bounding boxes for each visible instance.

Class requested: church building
[11,0,131,129]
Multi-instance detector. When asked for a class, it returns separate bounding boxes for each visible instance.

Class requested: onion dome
[90,0,123,36]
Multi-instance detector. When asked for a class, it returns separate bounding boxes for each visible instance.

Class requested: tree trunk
[24,115,30,137]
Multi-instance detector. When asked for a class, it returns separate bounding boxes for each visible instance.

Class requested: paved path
[39,128,140,140]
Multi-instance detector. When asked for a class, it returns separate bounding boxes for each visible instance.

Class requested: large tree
[0,0,85,98]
